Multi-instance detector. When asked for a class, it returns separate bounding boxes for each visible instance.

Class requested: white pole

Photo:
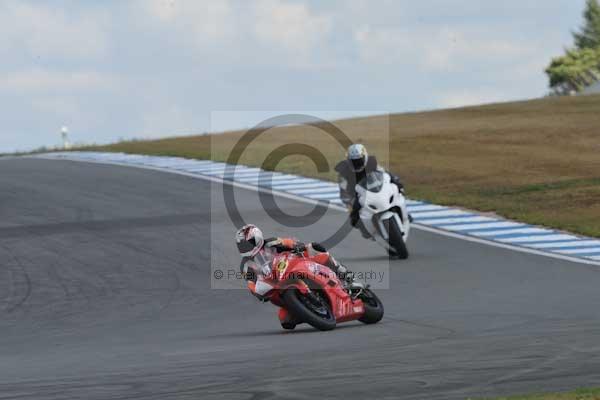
[61,126,71,149]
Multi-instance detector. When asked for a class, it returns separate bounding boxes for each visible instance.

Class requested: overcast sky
[0,0,586,153]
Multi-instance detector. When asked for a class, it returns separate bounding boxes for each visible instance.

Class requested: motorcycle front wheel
[358,289,384,324]
[282,286,336,331]
[384,217,409,259]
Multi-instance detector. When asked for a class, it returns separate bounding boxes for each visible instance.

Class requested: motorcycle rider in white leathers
[334,144,408,239]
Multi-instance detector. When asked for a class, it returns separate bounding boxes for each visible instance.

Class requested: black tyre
[281,322,296,330]
[358,289,384,324]
[282,286,336,331]
[385,217,409,259]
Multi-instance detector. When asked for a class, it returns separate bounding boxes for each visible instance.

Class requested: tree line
[546,0,600,94]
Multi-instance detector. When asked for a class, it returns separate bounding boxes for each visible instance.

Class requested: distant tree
[574,0,600,49]
[546,47,600,94]
[546,0,600,94]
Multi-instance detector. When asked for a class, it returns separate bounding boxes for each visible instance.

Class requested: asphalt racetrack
[1,158,599,400]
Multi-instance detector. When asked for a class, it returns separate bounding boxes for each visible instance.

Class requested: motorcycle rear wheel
[282,287,336,331]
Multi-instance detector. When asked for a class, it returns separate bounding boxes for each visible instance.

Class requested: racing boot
[339,267,365,294]
[336,265,367,292]
[323,255,357,288]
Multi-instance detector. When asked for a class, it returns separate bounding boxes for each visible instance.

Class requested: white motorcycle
[355,169,410,259]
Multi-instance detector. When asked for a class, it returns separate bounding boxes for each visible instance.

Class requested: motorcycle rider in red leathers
[236,224,353,329]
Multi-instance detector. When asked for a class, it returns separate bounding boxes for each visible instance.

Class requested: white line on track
[528,240,600,249]
[305,192,341,199]
[286,187,340,195]
[419,216,497,225]
[412,209,473,218]
[184,165,228,172]
[555,248,600,255]
[499,234,577,243]
[236,175,307,183]
[406,205,447,212]
[272,182,337,190]
[473,228,550,237]
[437,221,524,231]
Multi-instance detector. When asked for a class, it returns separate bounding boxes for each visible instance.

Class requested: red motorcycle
[247,247,384,331]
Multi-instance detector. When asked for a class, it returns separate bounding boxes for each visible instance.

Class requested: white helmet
[347,143,368,172]
[235,224,264,257]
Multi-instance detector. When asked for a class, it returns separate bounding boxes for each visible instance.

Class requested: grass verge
[476,388,600,400]
[76,94,600,238]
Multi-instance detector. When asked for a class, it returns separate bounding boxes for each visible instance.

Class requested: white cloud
[253,0,332,56]
[0,0,582,153]
[140,104,201,138]
[0,2,109,59]
[355,25,529,71]
[137,0,333,67]
[354,25,412,64]
[424,29,529,71]
[30,96,79,117]
[0,69,115,92]
[140,0,235,44]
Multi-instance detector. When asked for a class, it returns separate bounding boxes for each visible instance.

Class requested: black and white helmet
[347,143,368,172]
[235,224,264,257]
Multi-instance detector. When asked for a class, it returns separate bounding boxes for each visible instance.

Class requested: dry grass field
[80,94,600,237]
[479,388,600,400]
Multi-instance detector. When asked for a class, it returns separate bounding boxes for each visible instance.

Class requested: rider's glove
[292,242,307,254]
[390,175,405,193]
[265,238,282,248]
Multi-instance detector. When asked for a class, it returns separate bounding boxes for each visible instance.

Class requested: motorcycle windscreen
[253,249,275,277]
[359,170,384,193]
